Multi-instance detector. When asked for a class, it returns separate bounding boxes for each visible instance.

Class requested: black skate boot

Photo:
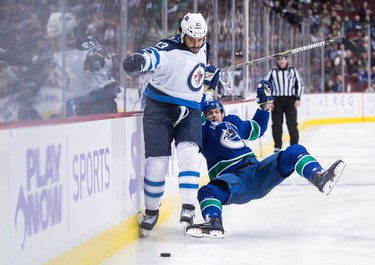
[185,217,224,239]
[180,204,195,227]
[310,159,346,195]
[139,209,159,237]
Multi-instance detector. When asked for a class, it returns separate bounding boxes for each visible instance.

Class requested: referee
[265,55,304,153]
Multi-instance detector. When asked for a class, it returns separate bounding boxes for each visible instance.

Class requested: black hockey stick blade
[337,37,360,58]
[223,37,359,71]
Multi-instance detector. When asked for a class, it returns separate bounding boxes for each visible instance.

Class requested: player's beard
[189,46,200,54]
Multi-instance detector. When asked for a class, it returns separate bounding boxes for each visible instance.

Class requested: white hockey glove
[204,65,221,90]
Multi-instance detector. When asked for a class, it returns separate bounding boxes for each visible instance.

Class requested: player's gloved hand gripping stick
[256,80,274,110]
[204,65,221,90]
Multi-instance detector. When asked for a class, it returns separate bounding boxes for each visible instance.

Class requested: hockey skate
[185,217,224,239]
[310,159,346,195]
[180,204,195,228]
[139,209,159,237]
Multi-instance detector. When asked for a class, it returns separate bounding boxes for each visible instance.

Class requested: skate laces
[311,160,345,194]
[181,208,195,218]
[143,213,158,224]
[180,204,195,225]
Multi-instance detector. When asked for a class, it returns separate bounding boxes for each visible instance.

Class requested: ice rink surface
[102,122,375,265]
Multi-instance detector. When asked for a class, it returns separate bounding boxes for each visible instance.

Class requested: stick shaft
[222,37,359,71]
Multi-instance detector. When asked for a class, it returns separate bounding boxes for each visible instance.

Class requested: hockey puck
[160,252,171,257]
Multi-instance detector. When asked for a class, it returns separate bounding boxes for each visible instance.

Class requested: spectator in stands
[371,51,375,67]
[272,0,286,15]
[333,50,343,76]
[325,79,335,93]
[370,66,375,84]
[346,57,360,80]
[333,74,344,92]
[0,61,19,122]
[358,68,368,84]
[342,15,354,34]
[358,1,373,23]
[365,83,375,93]
[324,59,335,82]
[17,75,42,120]
[306,9,320,29]
[352,15,364,34]
[46,12,120,117]
[343,0,355,12]
[331,0,343,11]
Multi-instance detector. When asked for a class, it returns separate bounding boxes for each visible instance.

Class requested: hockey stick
[222,36,359,71]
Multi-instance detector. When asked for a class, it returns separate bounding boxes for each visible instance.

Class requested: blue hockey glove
[122,53,145,72]
[204,65,221,90]
[256,80,274,105]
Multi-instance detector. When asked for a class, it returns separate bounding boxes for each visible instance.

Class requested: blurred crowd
[0,0,122,122]
[265,0,375,93]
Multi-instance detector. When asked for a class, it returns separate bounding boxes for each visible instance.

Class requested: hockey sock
[177,142,201,205]
[295,154,323,180]
[198,182,229,219]
[144,156,169,210]
[200,197,222,220]
[277,144,323,179]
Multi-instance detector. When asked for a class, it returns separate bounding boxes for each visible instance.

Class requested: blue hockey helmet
[201,100,224,113]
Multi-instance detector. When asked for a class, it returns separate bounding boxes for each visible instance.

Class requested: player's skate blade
[139,228,151,237]
[185,227,224,239]
[322,160,346,195]
[311,160,346,195]
[185,217,224,239]
[180,204,195,236]
[180,221,190,235]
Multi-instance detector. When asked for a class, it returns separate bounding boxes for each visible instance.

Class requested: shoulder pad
[153,37,186,52]
[224,115,242,123]
[77,37,102,52]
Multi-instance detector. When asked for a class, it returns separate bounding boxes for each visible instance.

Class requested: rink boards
[0,92,374,264]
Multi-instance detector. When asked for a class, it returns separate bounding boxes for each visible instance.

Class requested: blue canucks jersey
[202,109,270,180]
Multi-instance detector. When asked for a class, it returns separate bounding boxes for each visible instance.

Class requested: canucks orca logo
[220,124,245,149]
[187,63,205,91]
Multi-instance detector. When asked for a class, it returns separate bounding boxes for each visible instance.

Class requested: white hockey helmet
[46,12,78,39]
[180,12,207,39]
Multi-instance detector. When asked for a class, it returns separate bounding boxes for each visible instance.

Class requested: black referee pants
[271,96,299,150]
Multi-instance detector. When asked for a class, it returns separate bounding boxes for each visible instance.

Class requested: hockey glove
[122,53,145,72]
[204,65,221,90]
[84,51,105,72]
[256,80,274,105]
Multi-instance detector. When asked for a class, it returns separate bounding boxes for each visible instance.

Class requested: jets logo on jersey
[188,63,205,92]
[220,123,246,149]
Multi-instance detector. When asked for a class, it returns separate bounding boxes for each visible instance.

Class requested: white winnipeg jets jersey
[53,38,114,101]
[138,34,208,106]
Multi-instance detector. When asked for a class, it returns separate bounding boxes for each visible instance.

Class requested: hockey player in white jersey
[185,80,346,238]
[47,12,120,117]
[123,12,220,236]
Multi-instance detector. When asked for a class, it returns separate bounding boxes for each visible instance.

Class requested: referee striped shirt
[265,66,304,100]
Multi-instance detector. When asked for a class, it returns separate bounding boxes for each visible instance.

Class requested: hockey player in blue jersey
[122,12,220,236]
[185,80,346,238]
